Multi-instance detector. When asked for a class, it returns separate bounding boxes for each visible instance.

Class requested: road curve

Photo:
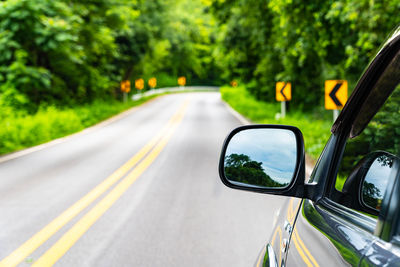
[0,92,284,267]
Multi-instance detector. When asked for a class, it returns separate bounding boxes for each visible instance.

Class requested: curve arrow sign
[280,83,288,101]
[329,82,343,107]
[325,80,348,110]
[276,82,291,102]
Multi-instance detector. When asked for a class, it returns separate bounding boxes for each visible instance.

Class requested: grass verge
[220,86,332,160]
[0,95,159,155]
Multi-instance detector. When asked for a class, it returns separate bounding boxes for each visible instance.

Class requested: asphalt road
[0,91,285,267]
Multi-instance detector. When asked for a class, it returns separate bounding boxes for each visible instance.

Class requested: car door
[285,29,400,266]
[261,197,302,267]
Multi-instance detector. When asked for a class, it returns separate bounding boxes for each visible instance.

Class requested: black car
[219,26,400,266]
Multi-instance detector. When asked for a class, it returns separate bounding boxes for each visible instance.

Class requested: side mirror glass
[361,152,399,212]
[220,126,301,190]
[342,151,399,215]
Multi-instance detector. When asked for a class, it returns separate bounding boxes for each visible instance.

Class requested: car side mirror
[341,151,399,215]
[219,125,307,197]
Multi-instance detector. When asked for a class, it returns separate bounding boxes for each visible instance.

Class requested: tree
[211,0,400,110]
[362,181,381,210]
[224,153,286,187]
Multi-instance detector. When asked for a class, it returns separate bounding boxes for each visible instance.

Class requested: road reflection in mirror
[224,128,297,188]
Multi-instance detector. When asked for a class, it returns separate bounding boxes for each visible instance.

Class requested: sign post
[325,80,348,122]
[276,82,292,118]
[120,80,131,102]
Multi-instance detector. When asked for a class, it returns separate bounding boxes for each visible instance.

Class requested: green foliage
[224,153,285,187]
[138,0,222,85]
[0,0,220,114]
[212,0,400,110]
[220,85,280,121]
[0,106,83,154]
[1,0,399,157]
[0,95,159,155]
[362,181,382,210]
[0,0,223,154]
[362,86,400,156]
[338,85,400,180]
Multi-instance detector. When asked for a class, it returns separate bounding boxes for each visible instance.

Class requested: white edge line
[221,101,251,125]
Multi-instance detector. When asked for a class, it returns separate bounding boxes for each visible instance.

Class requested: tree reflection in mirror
[224,129,297,188]
[362,153,397,211]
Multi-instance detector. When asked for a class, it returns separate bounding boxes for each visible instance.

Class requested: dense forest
[211,0,399,109]
[0,0,219,113]
[1,0,399,112]
[0,0,399,154]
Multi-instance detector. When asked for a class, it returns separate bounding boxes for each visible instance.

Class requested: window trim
[319,198,377,234]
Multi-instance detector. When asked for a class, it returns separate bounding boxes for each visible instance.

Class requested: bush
[0,96,158,155]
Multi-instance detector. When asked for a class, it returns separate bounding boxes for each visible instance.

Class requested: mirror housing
[219,125,307,198]
[340,151,399,216]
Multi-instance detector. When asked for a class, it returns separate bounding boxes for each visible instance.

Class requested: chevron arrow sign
[325,80,348,110]
[276,82,292,102]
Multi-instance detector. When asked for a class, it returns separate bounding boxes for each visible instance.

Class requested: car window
[332,83,400,218]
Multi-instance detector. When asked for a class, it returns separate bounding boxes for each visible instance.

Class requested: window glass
[334,83,400,215]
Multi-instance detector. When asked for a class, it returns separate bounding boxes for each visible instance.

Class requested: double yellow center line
[287,199,319,267]
[262,199,319,267]
[0,99,190,267]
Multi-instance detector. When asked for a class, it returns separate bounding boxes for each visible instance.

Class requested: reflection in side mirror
[222,128,298,189]
[361,152,399,212]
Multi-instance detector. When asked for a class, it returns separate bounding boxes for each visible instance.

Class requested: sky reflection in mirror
[225,129,297,186]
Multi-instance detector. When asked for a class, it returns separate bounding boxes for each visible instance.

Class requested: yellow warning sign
[120,80,131,93]
[135,78,144,90]
[276,82,292,102]
[178,76,186,86]
[148,77,157,88]
[325,80,348,110]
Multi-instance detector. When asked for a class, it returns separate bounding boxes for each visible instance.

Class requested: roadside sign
[325,80,348,110]
[178,76,186,86]
[120,80,131,93]
[135,78,144,90]
[148,77,157,88]
[276,82,292,102]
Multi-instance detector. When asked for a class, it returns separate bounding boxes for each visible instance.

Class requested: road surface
[0,91,284,267]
